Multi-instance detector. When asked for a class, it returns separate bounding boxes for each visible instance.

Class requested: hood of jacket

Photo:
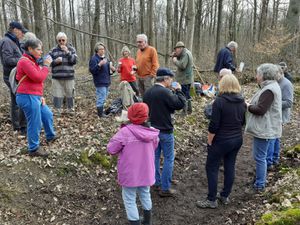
[220,93,245,103]
[126,124,159,143]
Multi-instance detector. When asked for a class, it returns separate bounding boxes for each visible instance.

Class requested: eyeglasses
[136,41,143,44]
[58,39,66,43]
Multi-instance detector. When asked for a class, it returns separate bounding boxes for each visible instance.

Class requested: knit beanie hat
[121,46,131,55]
[127,103,149,125]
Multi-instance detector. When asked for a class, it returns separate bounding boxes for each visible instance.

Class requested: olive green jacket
[173,48,194,85]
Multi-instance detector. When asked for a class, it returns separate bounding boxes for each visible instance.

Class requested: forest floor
[0,70,299,225]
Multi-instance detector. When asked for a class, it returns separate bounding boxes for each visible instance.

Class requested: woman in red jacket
[118,46,139,96]
[16,38,56,157]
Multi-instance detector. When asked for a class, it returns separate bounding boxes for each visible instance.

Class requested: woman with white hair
[117,46,139,96]
[245,63,282,192]
[266,65,293,170]
[49,32,78,116]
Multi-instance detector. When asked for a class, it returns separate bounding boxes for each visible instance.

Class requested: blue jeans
[267,138,280,167]
[96,86,109,107]
[155,132,175,191]
[206,137,242,201]
[16,94,55,152]
[122,186,152,221]
[252,137,271,188]
[181,84,191,100]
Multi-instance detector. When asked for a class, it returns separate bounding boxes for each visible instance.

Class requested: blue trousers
[122,186,152,221]
[16,94,55,152]
[206,137,242,201]
[155,132,175,191]
[96,86,109,107]
[181,84,191,100]
[267,138,280,167]
[252,137,271,188]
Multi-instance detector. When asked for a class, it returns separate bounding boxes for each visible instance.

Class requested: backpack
[9,57,30,95]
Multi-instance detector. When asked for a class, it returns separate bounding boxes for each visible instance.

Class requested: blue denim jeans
[181,84,191,100]
[122,186,152,221]
[95,86,109,107]
[206,137,243,201]
[252,137,271,188]
[267,138,280,167]
[16,94,55,152]
[155,132,175,191]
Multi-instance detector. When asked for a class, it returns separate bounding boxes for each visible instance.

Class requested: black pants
[129,81,139,96]
[3,76,26,130]
[181,84,191,100]
[206,137,243,201]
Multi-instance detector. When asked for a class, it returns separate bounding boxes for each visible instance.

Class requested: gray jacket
[278,77,294,124]
[245,80,282,139]
[0,34,23,77]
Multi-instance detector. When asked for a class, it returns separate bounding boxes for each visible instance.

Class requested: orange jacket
[136,46,159,77]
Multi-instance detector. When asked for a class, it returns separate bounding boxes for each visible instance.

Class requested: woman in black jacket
[196,74,246,209]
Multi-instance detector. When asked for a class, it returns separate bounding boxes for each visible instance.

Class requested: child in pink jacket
[107,103,159,225]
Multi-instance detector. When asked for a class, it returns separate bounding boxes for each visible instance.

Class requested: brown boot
[28,147,49,158]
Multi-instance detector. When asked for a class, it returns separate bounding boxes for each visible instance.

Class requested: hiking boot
[141,210,152,225]
[196,199,218,209]
[217,193,230,205]
[53,108,62,116]
[129,220,141,225]
[46,135,59,144]
[66,108,75,116]
[28,147,49,158]
[97,107,108,118]
[267,165,275,172]
[158,189,176,197]
[187,99,192,114]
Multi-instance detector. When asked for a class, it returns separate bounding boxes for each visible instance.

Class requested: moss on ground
[256,206,300,225]
[283,144,300,158]
[79,150,111,169]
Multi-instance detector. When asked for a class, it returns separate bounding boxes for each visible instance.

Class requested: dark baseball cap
[156,68,174,77]
[9,21,27,33]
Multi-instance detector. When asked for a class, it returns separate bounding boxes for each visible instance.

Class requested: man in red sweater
[135,34,159,97]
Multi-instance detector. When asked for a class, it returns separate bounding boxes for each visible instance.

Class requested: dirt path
[0,74,299,225]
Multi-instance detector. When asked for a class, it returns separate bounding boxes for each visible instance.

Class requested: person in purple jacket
[107,103,159,225]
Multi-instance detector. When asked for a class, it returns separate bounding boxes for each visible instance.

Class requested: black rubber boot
[142,210,152,225]
[97,107,108,118]
[187,99,192,114]
[129,220,141,225]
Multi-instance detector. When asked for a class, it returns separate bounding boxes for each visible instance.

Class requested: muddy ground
[0,71,299,225]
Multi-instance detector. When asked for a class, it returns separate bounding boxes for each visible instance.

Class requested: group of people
[0,21,295,225]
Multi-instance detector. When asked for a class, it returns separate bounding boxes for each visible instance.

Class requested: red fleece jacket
[16,53,49,96]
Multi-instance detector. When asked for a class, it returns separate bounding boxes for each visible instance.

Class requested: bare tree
[285,0,300,33]
[32,0,43,38]
[19,0,30,29]
[258,0,270,42]
[140,0,145,33]
[215,0,223,60]
[147,0,154,45]
[185,0,195,51]
[90,0,100,57]
[165,0,173,65]
[1,0,8,30]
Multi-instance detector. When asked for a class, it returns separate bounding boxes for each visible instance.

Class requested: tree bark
[140,0,145,33]
[258,0,270,42]
[165,0,172,66]
[185,0,195,51]
[147,0,154,45]
[19,0,30,29]
[215,0,223,60]
[1,0,8,30]
[253,0,257,44]
[54,0,61,35]
[32,0,43,38]
[173,0,179,46]
[193,0,203,61]
[285,0,300,33]
[90,0,100,57]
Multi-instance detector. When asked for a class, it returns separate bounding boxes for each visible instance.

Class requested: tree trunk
[285,0,300,33]
[140,0,145,33]
[173,0,179,46]
[19,0,30,29]
[185,0,195,51]
[43,0,51,51]
[147,0,154,45]
[90,0,100,57]
[32,0,44,38]
[165,0,172,66]
[1,0,8,30]
[253,0,257,44]
[13,0,20,21]
[178,0,186,41]
[193,0,203,61]
[258,0,270,42]
[55,0,61,35]
[215,0,223,60]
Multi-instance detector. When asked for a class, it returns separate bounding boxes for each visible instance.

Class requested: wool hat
[127,103,149,125]
[174,41,185,49]
[121,46,130,54]
[9,21,27,33]
[156,67,175,77]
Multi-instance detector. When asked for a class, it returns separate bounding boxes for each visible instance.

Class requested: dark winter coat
[89,54,111,87]
[214,47,235,73]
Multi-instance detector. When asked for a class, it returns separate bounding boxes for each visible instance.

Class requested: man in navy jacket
[214,41,238,73]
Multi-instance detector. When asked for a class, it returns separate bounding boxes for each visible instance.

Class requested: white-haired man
[135,34,159,97]
[49,32,78,115]
[214,41,238,73]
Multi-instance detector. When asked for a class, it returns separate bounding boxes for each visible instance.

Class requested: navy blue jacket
[209,93,246,142]
[89,54,111,87]
[214,47,236,73]
[0,32,23,77]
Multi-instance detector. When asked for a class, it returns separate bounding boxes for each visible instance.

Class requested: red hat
[127,103,149,125]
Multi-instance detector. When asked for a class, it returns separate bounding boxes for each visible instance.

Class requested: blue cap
[156,67,174,77]
[9,21,27,33]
